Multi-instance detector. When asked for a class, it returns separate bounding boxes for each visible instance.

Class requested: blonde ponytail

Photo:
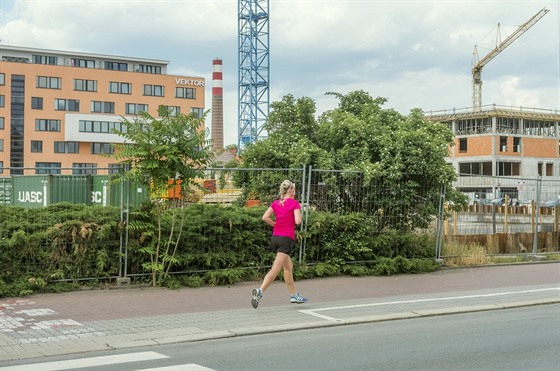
[279,180,294,205]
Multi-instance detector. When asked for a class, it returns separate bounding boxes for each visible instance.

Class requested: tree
[107,107,214,286]
[239,90,466,231]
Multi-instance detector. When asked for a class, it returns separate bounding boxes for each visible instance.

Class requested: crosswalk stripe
[137,364,215,371]
[2,351,169,371]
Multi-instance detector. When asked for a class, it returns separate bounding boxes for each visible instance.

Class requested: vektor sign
[175,78,204,86]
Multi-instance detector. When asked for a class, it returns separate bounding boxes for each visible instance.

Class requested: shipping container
[109,177,149,208]
[92,175,111,206]
[0,177,13,205]
[12,176,50,208]
[50,175,93,205]
[2,174,149,209]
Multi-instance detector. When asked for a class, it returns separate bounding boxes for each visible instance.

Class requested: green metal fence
[1,167,558,282]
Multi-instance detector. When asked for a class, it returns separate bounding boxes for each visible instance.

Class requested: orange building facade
[0,45,205,175]
[425,106,560,201]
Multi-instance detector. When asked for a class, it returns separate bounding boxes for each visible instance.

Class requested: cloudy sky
[1,0,558,146]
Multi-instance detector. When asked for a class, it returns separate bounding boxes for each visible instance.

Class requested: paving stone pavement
[1,262,559,362]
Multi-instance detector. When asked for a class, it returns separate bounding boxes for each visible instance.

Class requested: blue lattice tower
[238,0,269,150]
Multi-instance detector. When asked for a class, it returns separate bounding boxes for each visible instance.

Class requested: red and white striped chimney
[211,58,224,151]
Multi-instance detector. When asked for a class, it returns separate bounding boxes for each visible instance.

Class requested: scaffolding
[237,0,270,150]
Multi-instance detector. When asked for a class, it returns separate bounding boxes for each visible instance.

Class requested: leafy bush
[0,203,440,297]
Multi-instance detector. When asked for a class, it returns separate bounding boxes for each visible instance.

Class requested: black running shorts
[269,235,295,254]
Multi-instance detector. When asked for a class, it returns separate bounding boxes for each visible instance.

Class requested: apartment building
[0,45,205,175]
[425,105,560,201]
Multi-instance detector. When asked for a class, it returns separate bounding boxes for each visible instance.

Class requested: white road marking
[299,287,560,322]
[2,351,169,371]
[137,364,215,371]
[15,308,56,316]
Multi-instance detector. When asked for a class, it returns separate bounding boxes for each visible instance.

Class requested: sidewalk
[1,262,559,362]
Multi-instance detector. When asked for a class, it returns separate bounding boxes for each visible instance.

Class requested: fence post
[492,203,496,234]
[435,184,446,261]
[117,165,131,286]
[555,206,559,233]
[532,175,542,255]
[300,165,313,264]
[119,178,124,278]
[298,165,307,264]
[504,194,509,234]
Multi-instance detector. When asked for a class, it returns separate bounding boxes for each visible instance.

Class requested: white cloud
[1,0,558,146]
[498,76,545,108]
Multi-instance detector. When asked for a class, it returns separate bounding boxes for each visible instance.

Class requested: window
[538,162,543,176]
[91,143,114,154]
[35,119,61,132]
[72,163,97,175]
[191,107,204,118]
[459,138,467,153]
[458,162,492,176]
[108,163,121,174]
[74,79,97,92]
[0,73,4,85]
[54,141,79,154]
[105,61,128,71]
[496,117,519,134]
[109,82,131,94]
[31,141,43,153]
[36,162,61,174]
[31,97,43,109]
[0,161,3,174]
[2,56,29,63]
[0,95,4,108]
[144,84,164,97]
[32,55,58,65]
[138,64,161,74]
[0,139,3,152]
[499,136,507,152]
[457,117,491,135]
[497,162,520,176]
[175,87,195,99]
[125,103,148,115]
[159,105,180,116]
[513,137,521,153]
[79,120,126,133]
[546,163,553,176]
[71,58,95,68]
[91,101,115,114]
[36,76,61,89]
[524,119,556,137]
[0,117,4,129]
[55,99,80,111]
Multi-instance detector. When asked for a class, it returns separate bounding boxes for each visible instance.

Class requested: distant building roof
[424,104,560,121]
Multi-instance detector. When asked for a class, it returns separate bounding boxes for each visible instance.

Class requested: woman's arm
[294,208,302,226]
[262,207,275,227]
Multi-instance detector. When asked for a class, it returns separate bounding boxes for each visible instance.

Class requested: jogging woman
[251,180,308,308]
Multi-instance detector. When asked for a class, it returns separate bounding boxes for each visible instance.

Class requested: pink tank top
[271,198,301,240]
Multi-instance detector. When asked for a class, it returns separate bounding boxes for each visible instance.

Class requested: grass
[442,241,560,267]
[441,241,487,267]
[487,253,560,264]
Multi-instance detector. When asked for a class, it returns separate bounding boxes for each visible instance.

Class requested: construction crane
[238,0,270,150]
[472,7,549,111]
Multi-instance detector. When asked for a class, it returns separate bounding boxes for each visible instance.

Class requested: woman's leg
[260,252,289,292]
[282,255,296,294]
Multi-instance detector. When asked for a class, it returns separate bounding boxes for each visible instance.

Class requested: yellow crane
[472,7,549,111]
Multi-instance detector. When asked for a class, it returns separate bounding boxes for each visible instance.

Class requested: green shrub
[342,264,371,276]
[180,274,204,288]
[311,263,339,277]
[205,268,246,286]
[0,203,442,296]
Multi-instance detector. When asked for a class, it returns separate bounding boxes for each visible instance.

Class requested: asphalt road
[1,262,559,369]
[5,304,559,371]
